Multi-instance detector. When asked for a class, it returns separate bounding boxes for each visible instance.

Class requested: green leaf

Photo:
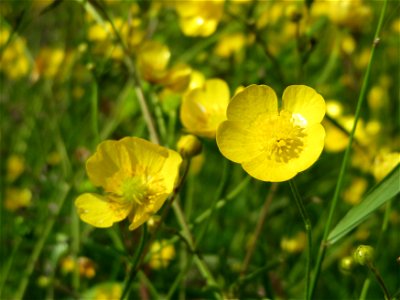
[328,164,400,245]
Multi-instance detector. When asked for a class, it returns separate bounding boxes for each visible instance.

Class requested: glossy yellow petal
[158,149,183,192]
[227,85,278,123]
[282,85,325,125]
[86,140,132,188]
[216,121,262,163]
[242,153,298,182]
[75,193,132,228]
[128,193,169,230]
[288,124,326,172]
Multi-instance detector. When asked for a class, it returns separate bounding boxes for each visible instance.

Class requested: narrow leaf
[328,164,400,244]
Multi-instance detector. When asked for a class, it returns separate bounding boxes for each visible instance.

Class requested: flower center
[263,111,307,163]
[121,176,148,205]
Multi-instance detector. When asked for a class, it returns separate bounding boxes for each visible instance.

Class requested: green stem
[359,278,371,300]
[241,182,278,276]
[309,0,388,297]
[14,183,70,300]
[367,262,391,300]
[120,223,148,300]
[172,201,222,300]
[289,180,312,300]
[90,81,100,146]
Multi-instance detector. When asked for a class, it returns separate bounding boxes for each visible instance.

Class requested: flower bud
[353,245,374,266]
[177,134,202,158]
[339,256,354,275]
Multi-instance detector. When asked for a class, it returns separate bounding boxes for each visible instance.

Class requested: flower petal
[75,193,132,228]
[159,149,183,192]
[242,154,298,182]
[282,85,326,125]
[289,123,326,172]
[86,140,132,188]
[216,121,263,163]
[227,85,278,123]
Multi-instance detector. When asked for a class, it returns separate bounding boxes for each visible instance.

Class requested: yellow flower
[343,177,368,205]
[372,151,400,182]
[75,137,182,230]
[174,0,224,37]
[217,85,326,182]
[214,33,246,59]
[4,188,32,211]
[180,78,230,138]
[137,40,171,83]
[149,240,176,269]
[6,154,25,182]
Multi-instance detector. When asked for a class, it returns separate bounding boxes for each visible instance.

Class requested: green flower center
[121,176,148,205]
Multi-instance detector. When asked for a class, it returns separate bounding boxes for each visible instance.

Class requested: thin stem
[359,278,371,300]
[14,183,70,300]
[241,182,278,276]
[120,223,148,300]
[172,201,222,300]
[289,179,312,300]
[309,0,388,297]
[367,262,391,300]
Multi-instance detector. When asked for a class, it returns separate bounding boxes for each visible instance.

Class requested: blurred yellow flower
[312,0,371,30]
[4,188,32,211]
[35,47,65,79]
[149,240,176,269]
[343,177,368,205]
[214,33,246,59]
[75,137,182,230]
[281,232,306,253]
[137,40,171,83]
[217,85,326,182]
[180,78,230,138]
[6,154,25,182]
[161,63,192,92]
[174,0,224,37]
[0,28,30,80]
[372,151,400,182]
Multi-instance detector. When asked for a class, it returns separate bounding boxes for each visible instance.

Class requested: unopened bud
[177,135,202,158]
[339,256,354,275]
[353,245,374,266]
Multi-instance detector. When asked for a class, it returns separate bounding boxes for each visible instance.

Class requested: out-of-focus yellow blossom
[392,18,400,34]
[217,85,326,182]
[281,232,306,253]
[75,137,182,230]
[161,63,192,92]
[343,177,368,205]
[341,35,356,55]
[61,256,76,274]
[174,0,224,37]
[214,33,246,59]
[0,28,30,80]
[78,257,96,278]
[367,85,388,111]
[189,153,205,175]
[137,40,171,83]
[180,78,230,138]
[355,48,371,70]
[6,154,25,182]
[149,240,176,269]
[35,47,65,79]
[312,0,371,30]
[4,188,32,211]
[37,276,50,288]
[93,283,122,300]
[326,100,344,118]
[187,70,206,91]
[372,151,400,182]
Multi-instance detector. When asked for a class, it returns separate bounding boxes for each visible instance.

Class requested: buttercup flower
[217,85,326,182]
[180,78,230,138]
[149,240,176,269]
[75,137,182,230]
[173,0,224,37]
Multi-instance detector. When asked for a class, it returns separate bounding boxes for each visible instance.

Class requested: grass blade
[328,164,400,245]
